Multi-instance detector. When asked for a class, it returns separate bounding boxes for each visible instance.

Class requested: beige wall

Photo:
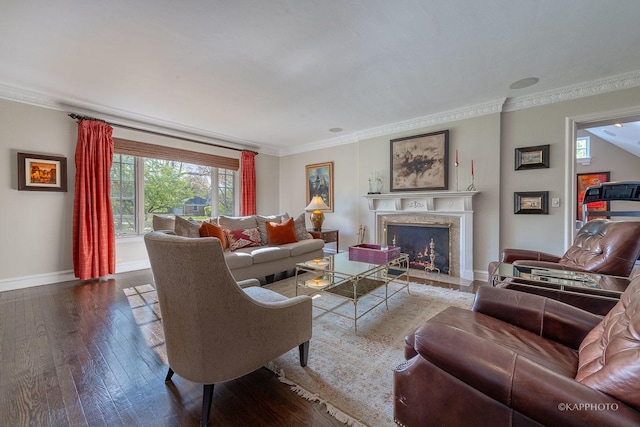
[279,113,502,277]
[500,86,640,257]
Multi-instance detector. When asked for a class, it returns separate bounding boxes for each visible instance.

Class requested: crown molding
[279,99,505,156]
[503,69,640,112]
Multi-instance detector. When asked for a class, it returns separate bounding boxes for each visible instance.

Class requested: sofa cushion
[153,215,175,231]
[223,250,254,269]
[238,246,291,264]
[174,216,201,238]
[283,238,325,257]
[218,215,258,231]
[267,218,298,245]
[224,228,262,251]
[576,278,640,409]
[199,222,227,249]
[256,213,289,244]
[293,213,312,240]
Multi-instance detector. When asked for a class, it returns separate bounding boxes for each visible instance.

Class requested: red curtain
[72,120,115,280]
[240,151,257,216]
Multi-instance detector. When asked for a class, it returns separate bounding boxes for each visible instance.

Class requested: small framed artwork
[390,130,449,191]
[306,161,333,212]
[515,144,550,170]
[577,171,610,222]
[17,152,68,192]
[514,191,549,214]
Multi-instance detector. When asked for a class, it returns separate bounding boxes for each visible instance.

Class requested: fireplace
[385,223,451,274]
[364,191,477,280]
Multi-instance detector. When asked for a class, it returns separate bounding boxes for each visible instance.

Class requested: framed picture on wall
[514,191,549,214]
[390,130,449,191]
[17,152,67,192]
[577,171,610,222]
[305,161,333,212]
[514,144,550,170]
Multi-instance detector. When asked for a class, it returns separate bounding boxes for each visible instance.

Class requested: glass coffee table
[295,252,410,333]
[490,262,629,307]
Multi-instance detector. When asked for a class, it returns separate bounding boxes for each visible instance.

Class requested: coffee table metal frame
[295,252,410,333]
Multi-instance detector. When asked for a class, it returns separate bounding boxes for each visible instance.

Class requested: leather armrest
[413,321,640,426]
[472,286,602,349]
[501,248,561,264]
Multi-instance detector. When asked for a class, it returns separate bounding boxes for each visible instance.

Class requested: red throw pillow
[199,222,227,249]
[266,217,298,245]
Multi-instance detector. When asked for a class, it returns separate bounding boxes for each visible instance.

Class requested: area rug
[264,276,475,427]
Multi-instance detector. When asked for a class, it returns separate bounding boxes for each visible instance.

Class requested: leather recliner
[394,277,640,426]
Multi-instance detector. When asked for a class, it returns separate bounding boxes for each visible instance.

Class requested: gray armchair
[144,231,312,426]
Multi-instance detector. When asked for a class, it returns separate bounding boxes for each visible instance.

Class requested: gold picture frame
[306,162,333,212]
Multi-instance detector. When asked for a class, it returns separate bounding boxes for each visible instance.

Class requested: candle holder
[466,176,477,191]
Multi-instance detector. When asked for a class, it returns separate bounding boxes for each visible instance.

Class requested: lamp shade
[305,195,330,212]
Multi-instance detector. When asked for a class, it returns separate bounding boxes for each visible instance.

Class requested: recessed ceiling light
[614,123,623,128]
[329,128,343,133]
[509,77,540,90]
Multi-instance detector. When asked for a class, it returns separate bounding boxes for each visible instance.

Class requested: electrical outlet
[551,197,560,208]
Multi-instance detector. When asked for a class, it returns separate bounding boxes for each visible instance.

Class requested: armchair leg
[201,384,214,426]
[165,367,174,382]
[299,341,309,367]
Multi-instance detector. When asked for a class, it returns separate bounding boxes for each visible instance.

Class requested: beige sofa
[152,213,325,282]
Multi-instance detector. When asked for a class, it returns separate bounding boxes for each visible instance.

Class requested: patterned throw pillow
[266,217,298,245]
[199,222,227,249]
[293,213,312,240]
[224,228,263,251]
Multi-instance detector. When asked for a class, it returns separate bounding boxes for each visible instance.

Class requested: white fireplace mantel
[363,191,479,281]
[363,190,477,213]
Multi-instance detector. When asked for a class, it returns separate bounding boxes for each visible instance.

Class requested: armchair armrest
[472,286,602,350]
[237,278,261,288]
[501,248,561,264]
[412,322,640,426]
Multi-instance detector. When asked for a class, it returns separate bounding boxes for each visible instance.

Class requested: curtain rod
[67,113,258,155]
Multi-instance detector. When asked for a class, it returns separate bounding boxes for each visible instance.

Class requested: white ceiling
[585,120,640,158]
[2,0,640,155]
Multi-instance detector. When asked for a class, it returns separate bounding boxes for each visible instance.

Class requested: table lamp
[305,195,330,231]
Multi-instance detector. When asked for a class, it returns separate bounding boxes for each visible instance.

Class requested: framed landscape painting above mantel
[390,130,449,192]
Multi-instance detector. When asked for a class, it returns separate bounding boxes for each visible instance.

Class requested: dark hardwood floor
[0,269,346,426]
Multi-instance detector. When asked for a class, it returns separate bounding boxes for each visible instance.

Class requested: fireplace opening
[385,223,451,274]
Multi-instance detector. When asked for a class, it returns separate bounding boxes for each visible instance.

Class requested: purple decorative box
[348,244,401,264]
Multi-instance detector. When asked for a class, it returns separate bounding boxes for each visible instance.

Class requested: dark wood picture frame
[305,161,334,212]
[390,130,449,191]
[515,144,550,170]
[577,171,610,222]
[17,152,68,192]
[514,191,549,214]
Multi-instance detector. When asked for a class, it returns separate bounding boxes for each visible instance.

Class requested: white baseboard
[0,260,151,293]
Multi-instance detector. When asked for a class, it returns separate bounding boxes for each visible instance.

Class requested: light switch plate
[551,197,560,208]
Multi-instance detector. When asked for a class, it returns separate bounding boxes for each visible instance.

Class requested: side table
[308,229,339,252]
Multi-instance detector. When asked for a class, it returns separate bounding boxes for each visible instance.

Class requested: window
[576,136,590,160]
[111,155,236,236]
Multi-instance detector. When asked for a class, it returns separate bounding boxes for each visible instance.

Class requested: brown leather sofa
[394,279,640,426]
